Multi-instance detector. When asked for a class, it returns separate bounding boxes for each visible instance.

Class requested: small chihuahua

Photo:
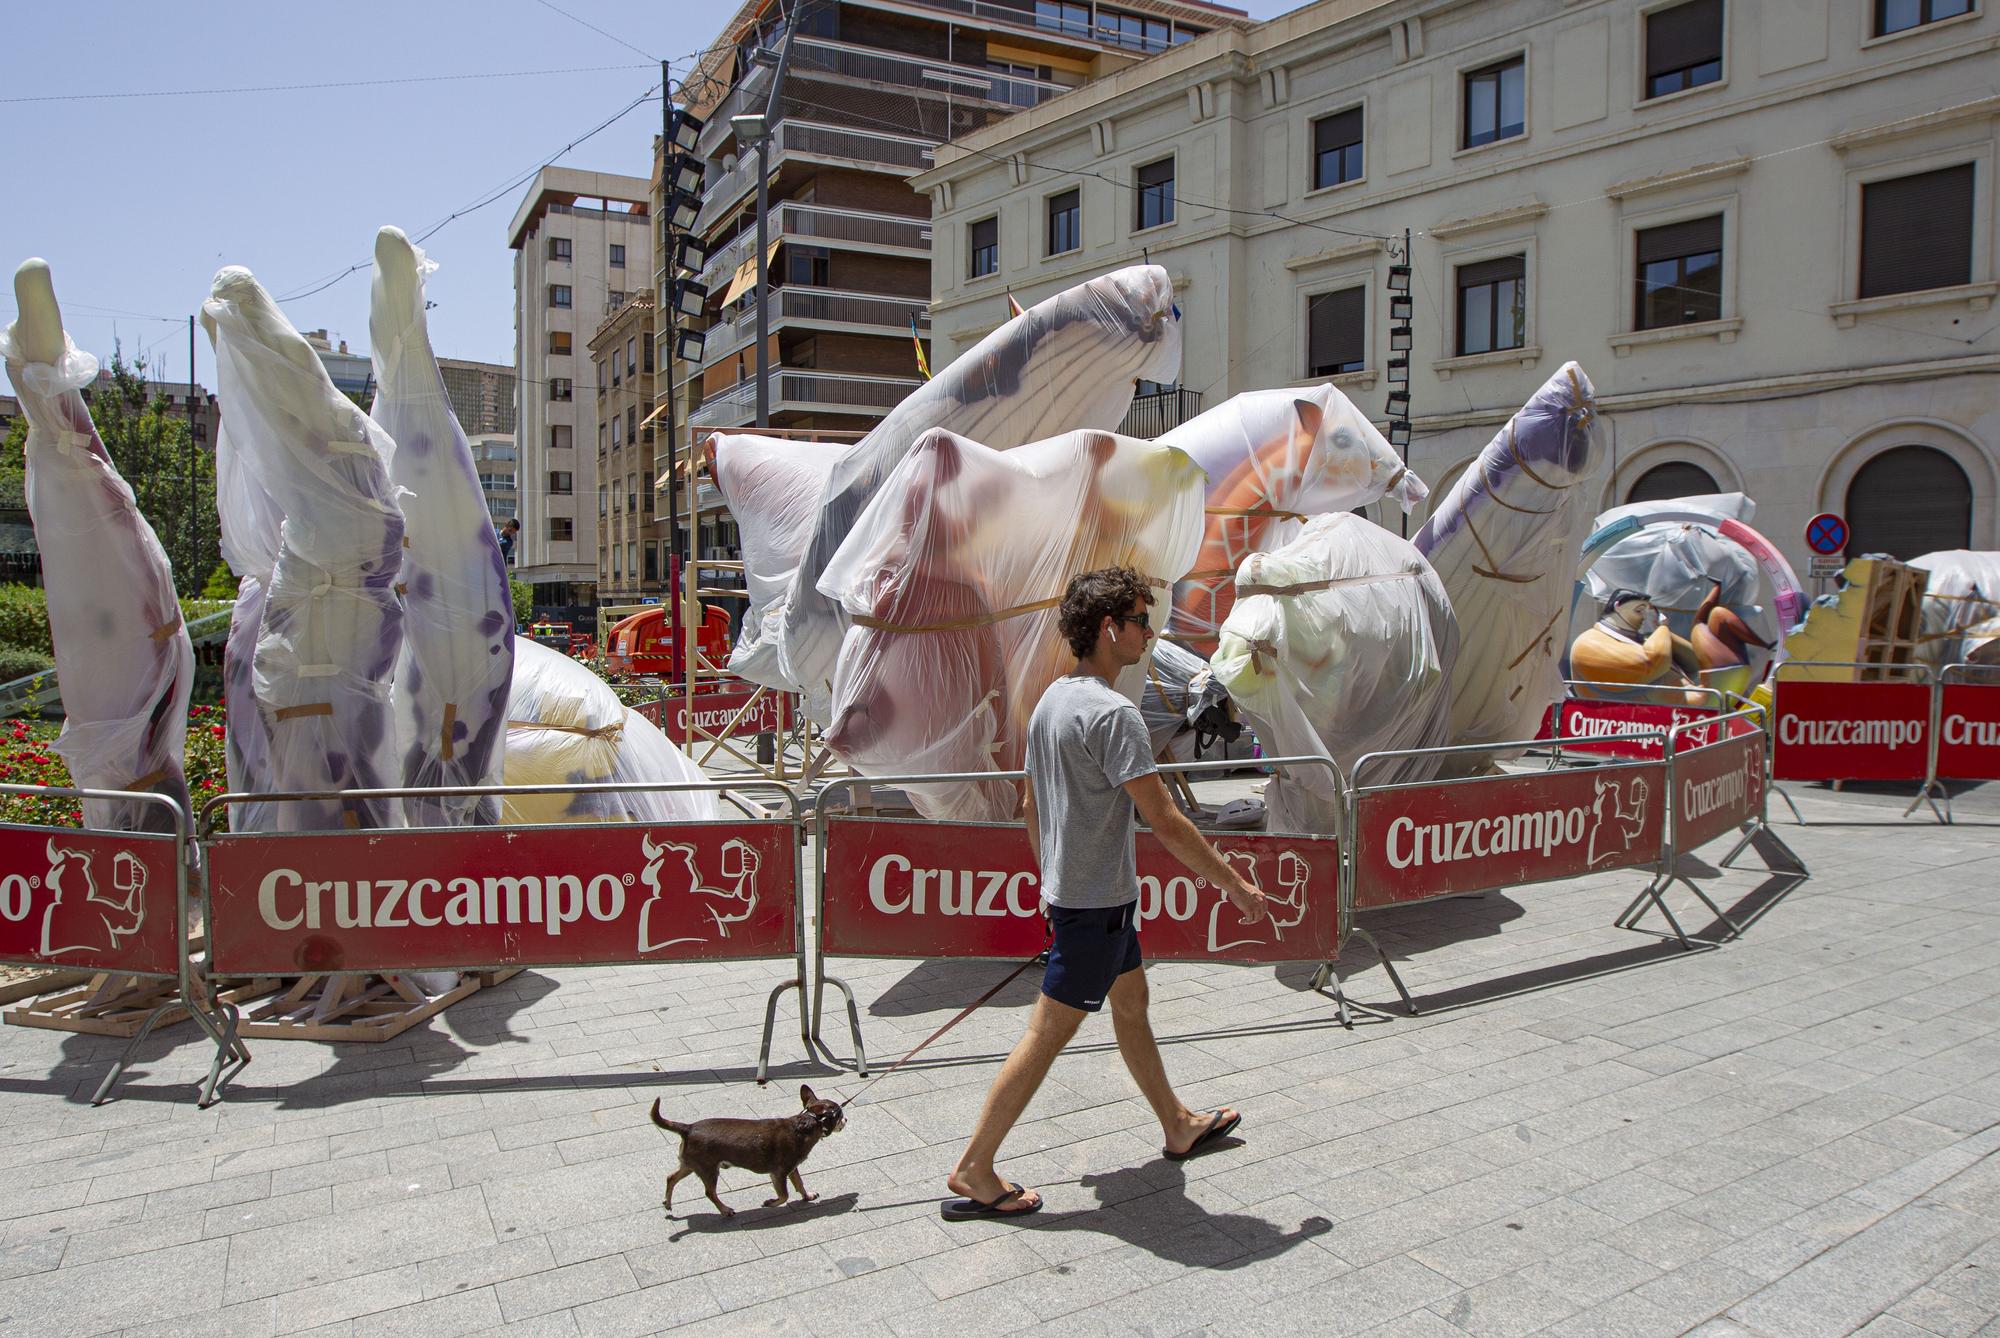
[650,1085,846,1218]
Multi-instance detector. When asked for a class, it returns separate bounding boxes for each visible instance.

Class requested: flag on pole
[1006,292,1025,318]
[909,314,930,380]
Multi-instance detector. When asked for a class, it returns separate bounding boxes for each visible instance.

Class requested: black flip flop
[940,1182,1043,1221]
[1163,1110,1242,1161]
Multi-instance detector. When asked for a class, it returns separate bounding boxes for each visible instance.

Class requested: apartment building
[437,357,517,437]
[469,433,518,534]
[302,329,375,403]
[916,0,1999,578]
[587,295,667,601]
[651,0,1249,553]
[508,167,654,612]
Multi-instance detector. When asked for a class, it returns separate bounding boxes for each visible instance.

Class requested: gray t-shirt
[1025,673,1158,909]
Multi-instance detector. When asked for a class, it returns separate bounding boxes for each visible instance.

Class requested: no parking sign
[1806,513,1848,557]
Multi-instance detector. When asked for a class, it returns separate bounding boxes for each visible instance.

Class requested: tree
[201,562,238,600]
[78,352,220,599]
[511,578,533,631]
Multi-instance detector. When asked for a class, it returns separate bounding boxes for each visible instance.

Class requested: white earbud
[1108,625,1120,643]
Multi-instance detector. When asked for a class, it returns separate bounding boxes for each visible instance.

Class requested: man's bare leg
[1106,966,1237,1155]
[948,993,1085,1210]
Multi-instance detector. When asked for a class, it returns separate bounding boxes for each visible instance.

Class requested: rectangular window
[1645,0,1723,99]
[547,237,571,261]
[626,336,637,378]
[1456,255,1528,355]
[1463,56,1526,149]
[628,477,638,514]
[610,357,621,388]
[1635,215,1723,329]
[1312,108,1365,190]
[1306,288,1367,377]
[548,517,574,542]
[1035,0,1091,39]
[626,406,638,441]
[969,216,999,278]
[548,471,572,496]
[787,244,830,286]
[642,332,654,374]
[1047,188,1081,255]
[549,284,572,309]
[1875,0,1972,35]
[1136,159,1176,230]
[644,545,659,581]
[548,377,572,402]
[599,485,607,515]
[547,330,572,356]
[549,424,571,450]
[612,546,621,580]
[627,544,637,584]
[1861,164,1976,297]
[609,243,626,268]
[611,415,623,447]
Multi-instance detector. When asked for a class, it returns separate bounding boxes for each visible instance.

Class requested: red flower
[210,725,225,738]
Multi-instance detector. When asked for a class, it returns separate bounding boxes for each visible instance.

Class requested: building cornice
[1828,92,2000,151]
[1428,199,1549,240]
[1605,157,1751,202]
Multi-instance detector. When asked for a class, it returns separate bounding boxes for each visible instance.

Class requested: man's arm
[1020,777,1042,870]
[1124,773,1267,923]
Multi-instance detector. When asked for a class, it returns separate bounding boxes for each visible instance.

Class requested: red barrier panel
[819,817,1339,965]
[656,689,788,744]
[1352,762,1667,909]
[1671,717,1765,851]
[1772,680,1931,782]
[207,820,796,975]
[1937,682,2000,782]
[0,824,183,977]
[1552,699,1720,759]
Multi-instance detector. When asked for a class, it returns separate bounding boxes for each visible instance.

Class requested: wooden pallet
[4,973,186,1038]
[1856,559,1928,680]
[0,970,92,1008]
[233,970,522,1043]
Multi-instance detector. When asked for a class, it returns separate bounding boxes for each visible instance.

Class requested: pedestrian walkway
[0,784,1995,1337]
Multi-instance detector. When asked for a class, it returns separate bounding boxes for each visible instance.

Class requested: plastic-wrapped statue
[1691,581,1774,691]
[1138,638,1243,763]
[212,418,287,832]
[369,228,514,826]
[1160,385,1429,652]
[1568,589,1704,701]
[1911,550,2000,667]
[1,260,194,832]
[706,432,854,692]
[1415,362,1602,761]
[1213,513,1457,834]
[501,638,717,825]
[204,266,407,831]
[817,426,1205,821]
[779,265,1183,723]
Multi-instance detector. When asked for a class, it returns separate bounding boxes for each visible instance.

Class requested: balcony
[687,368,923,430]
[699,287,932,365]
[1118,387,1204,438]
[788,37,1068,109]
[698,202,931,291]
[693,121,938,234]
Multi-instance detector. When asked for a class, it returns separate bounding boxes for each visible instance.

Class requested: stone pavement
[1,783,1997,1337]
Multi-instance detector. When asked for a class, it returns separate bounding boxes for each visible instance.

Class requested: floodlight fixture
[669,279,709,319]
[667,107,704,154]
[1387,419,1412,448]
[665,153,704,196]
[675,328,706,363]
[1387,264,1411,292]
[1385,389,1411,417]
[1389,324,1413,351]
[1387,355,1409,385]
[1390,294,1414,322]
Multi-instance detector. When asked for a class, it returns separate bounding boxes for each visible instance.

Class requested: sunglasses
[1112,610,1152,631]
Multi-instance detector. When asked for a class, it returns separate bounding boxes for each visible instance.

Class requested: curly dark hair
[1058,566,1154,659]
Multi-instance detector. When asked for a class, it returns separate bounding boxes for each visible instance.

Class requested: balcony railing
[698,202,931,290]
[693,121,937,234]
[687,369,923,430]
[788,37,1069,110]
[699,287,931,363]
[1118,387,1205,438]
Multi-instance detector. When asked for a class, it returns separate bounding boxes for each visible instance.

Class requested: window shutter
[1636,215,1722,264]
[1457,255,1525,289]
[1314,107,1362,155]
[1308,288,1365,372]
[1645,0,1723,78]
[1860,164,1975,298]
[1138,158,1174,188]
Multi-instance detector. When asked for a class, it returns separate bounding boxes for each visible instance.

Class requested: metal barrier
[0,786,238,1105]
[1771,661,1944,822]
[1615,705,1807,942]
[1935,663,2000,802]
[198,779,810,1098]
[809,757,1357,1075]
[1542,681,1728,763]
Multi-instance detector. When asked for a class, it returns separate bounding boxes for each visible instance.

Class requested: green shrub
[0,584,50,657]
[0,646,53,683]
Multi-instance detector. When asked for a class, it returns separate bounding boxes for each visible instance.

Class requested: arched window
[1846,445,1972,559]
[1625,461,1720,505]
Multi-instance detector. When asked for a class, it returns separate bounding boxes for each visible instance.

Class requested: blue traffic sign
[1806,513,1848,556]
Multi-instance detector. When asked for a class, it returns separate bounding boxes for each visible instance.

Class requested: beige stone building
[508,167,654,616]
[587,295,668,602]
[916,0,1999,576]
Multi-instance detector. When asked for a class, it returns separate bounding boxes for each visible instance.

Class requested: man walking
[943,567,1270,1220]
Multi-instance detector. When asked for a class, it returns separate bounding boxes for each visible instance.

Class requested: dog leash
[836,940,1048,1111]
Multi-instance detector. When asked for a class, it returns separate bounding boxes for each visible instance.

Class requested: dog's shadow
[667,1190,860,1239]
[1022,1154,1331,1269]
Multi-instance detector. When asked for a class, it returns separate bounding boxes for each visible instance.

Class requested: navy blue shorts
[1041,901,1143,1013]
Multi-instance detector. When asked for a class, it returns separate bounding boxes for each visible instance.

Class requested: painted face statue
[1602,589,1658,637]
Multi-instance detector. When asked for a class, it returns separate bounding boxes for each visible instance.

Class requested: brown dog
[650,1085,846,1217]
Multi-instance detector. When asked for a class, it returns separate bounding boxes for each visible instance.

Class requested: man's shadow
[1021,1156,1332,1269]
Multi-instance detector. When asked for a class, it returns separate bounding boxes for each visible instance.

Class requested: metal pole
[661,62,684,663]
[188,315,198,584]
[1399,227,1410,541]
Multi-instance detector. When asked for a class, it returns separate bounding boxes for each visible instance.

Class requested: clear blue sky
[1,0,1294,390]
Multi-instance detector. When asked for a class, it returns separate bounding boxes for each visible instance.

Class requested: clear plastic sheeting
[1911,550,2000,667]
[817,427,1206,822]
[707,432,854,691]
[1161,384,1429,650]
[370,228,514,826]
[779,265,1183,724]
[501,639,718,825]
[1213,514,1457,835]
[1581,519,1770,645]
[1139,638,1233,763]
[0,327,193,832]
[204,266,407,832]
[1415,362,1602,763]
[213,418,286,832]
